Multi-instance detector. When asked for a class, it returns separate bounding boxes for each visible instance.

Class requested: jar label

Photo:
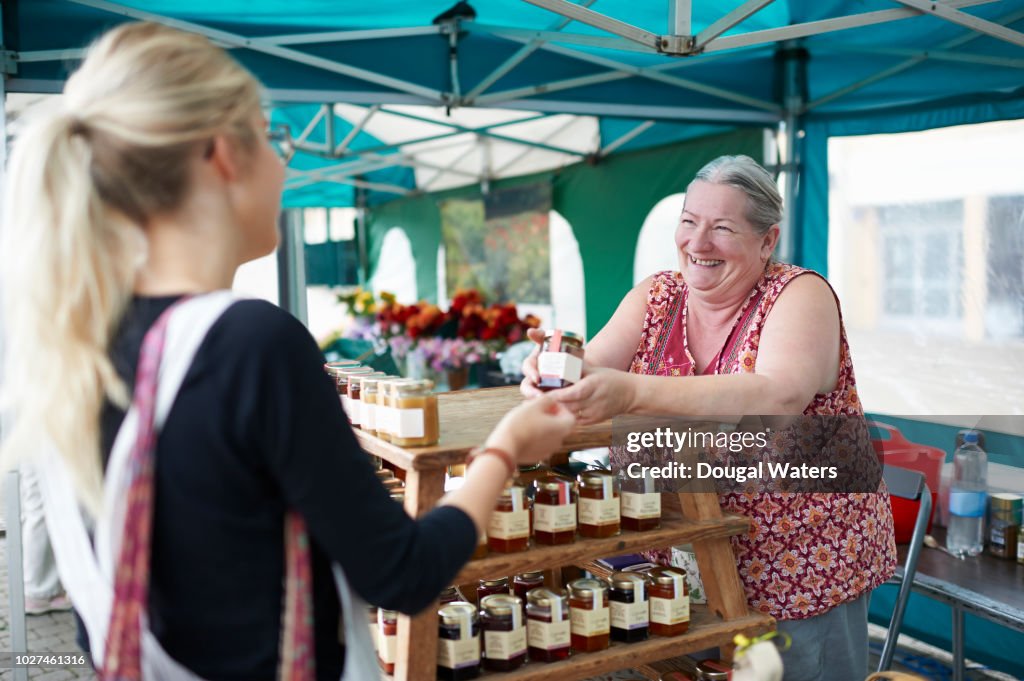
[377,405,394,435]
[990,526,1008,547]
[438,635,480,670]
[949,490,987,518]
[341,394,352,417]
[378,632,397,664]
[621,491,661,519]
[534,503,577,533]
[611,599,649,630]
[395,407,425,438]
[579,496,620,526]
[650,595,689,626]
[538,351,583,384]
[484,628,527,660]
[570,605,610,637]
[527,618,571,650]
[489,508,530,540]
[361,401,376,431]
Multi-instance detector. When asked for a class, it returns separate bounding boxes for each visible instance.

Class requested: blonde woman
[0,22,574,680]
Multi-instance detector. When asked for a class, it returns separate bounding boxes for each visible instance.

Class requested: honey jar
[472,532,489,560]
[477,577,510,602]
[377,609,398,674]
[526,587,572,663]
[609,571,651,643]
[336,366,374,424]
[647,567,690,636]
[488,483,531,553]
[620,469,662,531]
[376,378,412,442]
[437,602,481,680]
[533,476,577,545]
[578,470,621,538]
[358,376,386,436]
[568,578,610,653]
[537,329,585,391]
[391,379,440,447]
[347,372,385,429]
[480,594,528,672]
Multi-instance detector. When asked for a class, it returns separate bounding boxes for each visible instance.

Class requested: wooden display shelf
[354,386,612,470]
[361,386,775,681]
[456,514,749,584]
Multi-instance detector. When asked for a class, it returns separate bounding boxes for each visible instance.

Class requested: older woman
[523,155,896,681]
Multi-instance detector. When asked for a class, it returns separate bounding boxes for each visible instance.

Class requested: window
[634,193,685,284]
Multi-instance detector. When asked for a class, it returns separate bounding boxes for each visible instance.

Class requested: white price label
[579,497,620,526]
[395,407,424,438]
[488,509,530,540]
[570,606,610,637]
[534,503,577,533]
[538,351,583,384]
[621,491,661,519]
[360,400,376,431]
[611,599,650,630]
[437,636,481,670]
[650,595,689,626]
[484,628,527,661]
[378,633,397,664]
[527,619,571,651]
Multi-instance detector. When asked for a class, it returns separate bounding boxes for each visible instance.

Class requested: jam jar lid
[610,571,650,591]
[395,379,435,396]
[381,478,405,491]
[438,601,478,626]
[360,375,389,392]
[480,594,522,616]
[647,567,688,587]
[990,493,1023,511]
[479,577,509,588]
[439,586,462,601]
[374,469,395,480]
[323,360,361,374]
[542,329,584,346]
[578,469,619,489]
[516,571,544,581]
[568,578,609,600]
[533,475,577,495]
[351,372,387,388]
[526,587,568,608]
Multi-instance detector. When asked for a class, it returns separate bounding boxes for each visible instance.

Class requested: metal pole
[952,605,965,681]
[276,210,308,324]
[670,0,691,36]
[355,185,369,287]
[779,39,806,265]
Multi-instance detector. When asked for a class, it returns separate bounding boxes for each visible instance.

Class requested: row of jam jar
[376,568,690,679]
[325,361,440,447]
[480,470,661,556]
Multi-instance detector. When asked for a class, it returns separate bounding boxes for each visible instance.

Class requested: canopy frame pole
[670,0,692,37]
[448,23,462,102]
[293,105,327,148]
[806,4,1024,111]
[65,0,447,102]
[521,0,661,49]
[421,144,480,192]
[597,120,655,158]
[333,104,380,156]
[694,0,776,51]
[824,44,1024,69]
[778,39,806,266]
[323,103,335,154]
[892,0,1024,48]
[253,26,443,46]
[464,0,596,101]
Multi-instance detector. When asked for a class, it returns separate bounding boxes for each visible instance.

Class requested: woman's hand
[547,366,637,425]
[518,327,547,398]
[486,393,576,466]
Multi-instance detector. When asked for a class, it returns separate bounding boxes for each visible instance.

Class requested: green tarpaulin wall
[366,127,763,334]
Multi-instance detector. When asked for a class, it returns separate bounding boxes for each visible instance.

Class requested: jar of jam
[620,469,662,532]
[480,594,528,671]
[526,587,571,663]
[323,360,361,393]
[578,470,621,538]
[477,577,510,602]
[533,476,577,545]
[648,567,690,636]
[437,602,481,681]
[488,483,532,553]
[336,366,374,423]
[538,329,585,391]
[568,578,610,653]
[609,571,651,643]
[377,609,398,674]
[513,572,545,610]
[392,379,440,447]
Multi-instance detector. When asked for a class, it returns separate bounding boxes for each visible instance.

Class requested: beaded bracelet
[466,446,517,479]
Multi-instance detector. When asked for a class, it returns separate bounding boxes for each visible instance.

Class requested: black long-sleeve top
[99,296,476,680]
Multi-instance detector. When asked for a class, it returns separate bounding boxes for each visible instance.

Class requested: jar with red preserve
[377,609,398,674]
[437,602,481,680]
[568,578,610,653]
[537,330,584,391]
[477,577,509,602]
[512,571,545,610]
[488,482,531,553]
[532,476,577,545]
[647,567,690,636]
[577,470,621,538]
[480,594,527,672]
[526,587,571,663]
[619,469,662,531]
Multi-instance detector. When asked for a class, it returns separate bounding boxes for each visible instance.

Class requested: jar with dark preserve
[477,577,510,602]
[568,578,610,653]
[513,572,545,610]
[609,571,651,643]
[988,493,1021,559]
[533,476,577,545]
[647,567,690,636]
[526,587,572,663]
[437,602,481,681]
[323,360,361,396]
[620,469,662,532]
[480,594,528,671]
[696,659,732,680]
[537,329,585,391]
[488,483,532,553]
[578,470,621,538]
[377,609,398,675]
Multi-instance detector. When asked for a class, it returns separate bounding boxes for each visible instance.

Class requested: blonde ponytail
[0,22,262,514]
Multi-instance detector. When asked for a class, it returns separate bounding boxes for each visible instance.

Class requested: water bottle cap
[963,431,979,444]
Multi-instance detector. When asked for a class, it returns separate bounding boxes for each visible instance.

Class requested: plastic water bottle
[947,431,987,557]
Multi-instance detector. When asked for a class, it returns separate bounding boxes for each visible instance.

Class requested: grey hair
[689,155,783,235]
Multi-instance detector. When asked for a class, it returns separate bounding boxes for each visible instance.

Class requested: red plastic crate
[869,421,945,544]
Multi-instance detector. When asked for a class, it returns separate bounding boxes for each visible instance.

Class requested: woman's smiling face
[675,180,778,296]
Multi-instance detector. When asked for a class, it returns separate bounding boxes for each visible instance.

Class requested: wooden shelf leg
[678,492,751,623]
[394,467,447,681]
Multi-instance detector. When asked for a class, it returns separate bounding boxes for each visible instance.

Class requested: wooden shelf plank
[454,515,749,584]
[461,606,773,681]
[354,386,612,471]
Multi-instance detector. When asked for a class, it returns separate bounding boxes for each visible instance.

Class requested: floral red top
[615,263,897,620]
